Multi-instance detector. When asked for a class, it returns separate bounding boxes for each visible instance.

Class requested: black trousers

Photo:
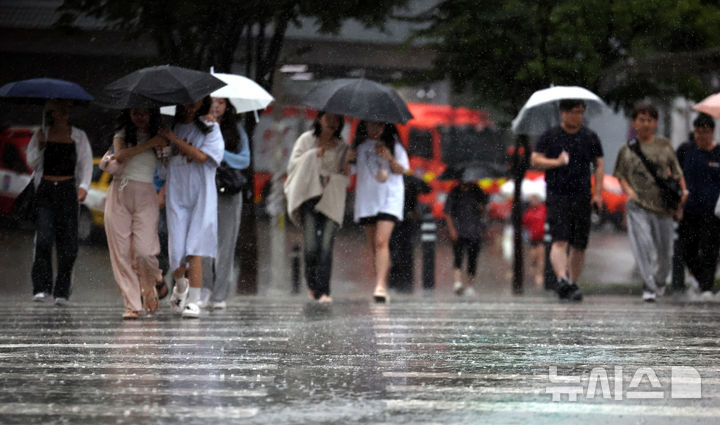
[389,219,418,293]
[453,237,481,276]
[32,179,79,298]
[678,210,720,292]
[300,198,338,298]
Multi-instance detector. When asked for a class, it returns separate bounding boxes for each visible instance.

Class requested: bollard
[421,212,436,290]
[543,221,557,291]
[290,244,301,294]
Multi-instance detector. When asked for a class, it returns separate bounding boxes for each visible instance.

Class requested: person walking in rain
[445,170,488,297]
[27,99,92,305]
[613,104,687,302]
[104,108,167,319]
[353,121,409,303]
[530,99,604,302]
[285,111,353,303]
[159,96,224,318]
[675,113,719,299]
[200,98,250,310]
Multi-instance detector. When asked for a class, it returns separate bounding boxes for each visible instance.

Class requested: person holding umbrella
[200,97,251,310]
[353,121,409,303]
[103,108,167,319]
[159,96,224,319]
[26,99,93,305]
[284,111,352,303]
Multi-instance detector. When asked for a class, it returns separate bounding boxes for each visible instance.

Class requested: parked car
[0,126,34,218]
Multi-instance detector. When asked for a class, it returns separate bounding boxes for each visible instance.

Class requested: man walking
[531,99,604,301]
[676,113,720,298]
[613,104,688,302]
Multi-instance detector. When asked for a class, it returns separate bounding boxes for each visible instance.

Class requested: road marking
[0,362,278,371]
[0,336,289,342]
[374,341,720,351]
[1,387,268,398]
[0,352,281,362]
[386,384,547,394]
[0,403,258,418]
[0,372,275,382]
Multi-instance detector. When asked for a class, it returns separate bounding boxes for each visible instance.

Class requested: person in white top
[159,96,225,319]
[353,121,409,303]
[104,108,167,319]
[26,99,92,306]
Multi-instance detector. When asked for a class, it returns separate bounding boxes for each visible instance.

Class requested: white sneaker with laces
[211,301,227,310]
[463,286,476,297]
[642,291,656,302]
[169,277,189,314]
[54,297,69,306]
[182,302,200,319]
[453,281,464,296]
[33,292,47,302]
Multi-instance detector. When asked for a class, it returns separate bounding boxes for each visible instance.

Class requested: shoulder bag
[627,138,682,211]
[216,162,246,196]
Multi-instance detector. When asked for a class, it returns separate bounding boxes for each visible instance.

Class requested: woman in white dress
[158,96,224,319]
[353,121,409,303]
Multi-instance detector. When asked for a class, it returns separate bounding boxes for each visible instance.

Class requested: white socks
[188,287,201,304]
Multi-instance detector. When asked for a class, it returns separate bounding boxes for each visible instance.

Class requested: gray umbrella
[301,78,413,124]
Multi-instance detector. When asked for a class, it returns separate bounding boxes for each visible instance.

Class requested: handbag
[99,149,125,176]
[628,138,683,211]
[13,179,36,222]
[215,162,246,196]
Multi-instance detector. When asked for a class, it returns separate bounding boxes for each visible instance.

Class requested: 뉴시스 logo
[545,366,702,401]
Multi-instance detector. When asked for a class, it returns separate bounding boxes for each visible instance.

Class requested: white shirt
[26,126,93,191]
[114,129,157,184]
[353,139,409,222]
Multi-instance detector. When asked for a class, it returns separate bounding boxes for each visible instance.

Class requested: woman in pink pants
[104,108,167,319]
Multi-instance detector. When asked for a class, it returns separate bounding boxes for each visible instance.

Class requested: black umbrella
[95,65,225,109]
[301,78,413,124]
[0,78,93,102]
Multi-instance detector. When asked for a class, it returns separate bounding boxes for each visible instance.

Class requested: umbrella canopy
[95,65,225,109]
[511,86,607,135]
[301,78,413,124]
[438,161,507,182]
[0,78,93,102]
[692,93,720,118]
[160,72,274,116]
[500,177,546,201]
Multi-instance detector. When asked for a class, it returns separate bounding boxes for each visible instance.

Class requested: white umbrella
[500,178,546,201]
[160,72,273,117]
[511,85,607,134]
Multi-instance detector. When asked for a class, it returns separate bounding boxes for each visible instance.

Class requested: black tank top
[43,142,77,177]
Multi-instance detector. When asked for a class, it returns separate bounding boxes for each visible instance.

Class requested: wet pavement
[2,220,719,423]
[1,296,720,424]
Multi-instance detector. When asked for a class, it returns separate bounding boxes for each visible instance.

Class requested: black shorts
[546,196,592,250]
[358,213,398,226]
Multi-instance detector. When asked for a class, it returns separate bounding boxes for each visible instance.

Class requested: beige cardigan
[284,131,350,226]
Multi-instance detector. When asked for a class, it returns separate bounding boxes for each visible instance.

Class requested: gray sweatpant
[625,200,674,293]
[202,193,243,302]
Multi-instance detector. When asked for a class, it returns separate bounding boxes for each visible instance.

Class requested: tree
[411,0,720,116]
[57,0,409,293]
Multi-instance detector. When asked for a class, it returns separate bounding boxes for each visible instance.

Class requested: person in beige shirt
[613,104,688,302]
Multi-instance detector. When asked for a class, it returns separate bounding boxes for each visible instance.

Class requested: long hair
[173,96,212,134]
[379,123,399,156]
[312,111,344,140]
[114,108,161,147]
[218,99,240,152]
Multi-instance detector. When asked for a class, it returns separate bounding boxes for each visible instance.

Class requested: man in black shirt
[531,99,604,301]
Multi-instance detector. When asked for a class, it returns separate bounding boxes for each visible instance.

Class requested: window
[440,126,507,167]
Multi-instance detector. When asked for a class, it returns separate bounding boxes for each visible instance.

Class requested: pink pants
[104,179,162,312]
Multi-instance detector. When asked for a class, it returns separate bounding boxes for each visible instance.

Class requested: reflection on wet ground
[0,297,719,424]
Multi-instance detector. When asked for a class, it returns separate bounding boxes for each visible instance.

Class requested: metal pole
[421,212,436,290]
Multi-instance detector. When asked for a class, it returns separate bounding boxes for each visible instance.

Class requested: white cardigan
[26,127,93,191]
[284,131,349,226]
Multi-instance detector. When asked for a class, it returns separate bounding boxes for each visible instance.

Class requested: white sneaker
[656,285,666,297]
[181,302,200,319]
[700,291,714,300]
[453,281,464,296]
[642,291,656,302]
[33,292,47,302]
[54,297,69,306]
[169,278,189,314]
[211,301,227,310]
[463,286,476,297]
[196,300,211,310]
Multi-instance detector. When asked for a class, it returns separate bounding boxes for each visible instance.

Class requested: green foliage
[414,0,720,115]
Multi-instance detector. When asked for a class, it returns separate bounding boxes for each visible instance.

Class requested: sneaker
[54,297,69,306]
[642,291,656,302]
[169,277,189,314]
[700,291,714,300]
[463,286,476,297]
[211,301,227,310]
[181,302,200,319]
[556,277,572,300]
[567,283,583,302]
[33,292,47,302]
[317,295,332,304]
[656,285,666,297]
[453,281,464,296]
[196,299,211,310]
